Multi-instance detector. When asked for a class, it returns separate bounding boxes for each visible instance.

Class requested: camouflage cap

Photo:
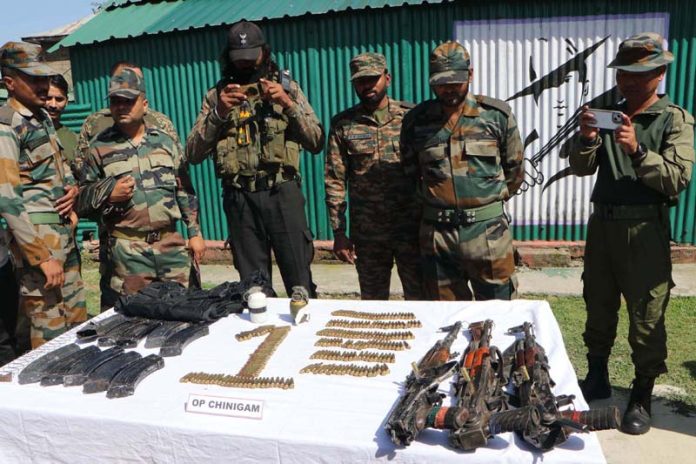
[350,52,386,80]
[608,32,674,72]
[0,41,56,77]
[108,67,145,99]
[429,41,470,86]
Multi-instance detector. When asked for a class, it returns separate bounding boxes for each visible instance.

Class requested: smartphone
[587,109,624,130]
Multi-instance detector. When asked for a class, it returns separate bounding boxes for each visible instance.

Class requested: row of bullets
[314,338,411,351]
[237,326,291,378]
[235,325,275,341]
[180,372,295,389]
[330,310,417,321]
[316,328,414,340]
[310,350,395,364]
[325,319,422,330]
[299,362,390,377]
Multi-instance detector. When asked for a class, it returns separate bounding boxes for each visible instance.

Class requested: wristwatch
[630,142,647,161]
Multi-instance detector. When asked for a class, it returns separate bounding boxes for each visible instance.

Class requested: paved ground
[198,262,696,463]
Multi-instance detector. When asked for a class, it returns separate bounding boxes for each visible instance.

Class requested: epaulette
[0,105,15,126]
[667,102,695,124]
[475,95,512,117]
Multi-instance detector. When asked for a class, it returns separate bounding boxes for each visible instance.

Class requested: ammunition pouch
[422,202,504,226]
[223,168,298,192]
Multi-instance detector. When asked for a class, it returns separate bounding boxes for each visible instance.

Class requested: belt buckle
[146,231,161,244]
[455,209,476,226]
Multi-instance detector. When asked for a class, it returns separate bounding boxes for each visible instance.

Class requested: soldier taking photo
[186,20,324,297]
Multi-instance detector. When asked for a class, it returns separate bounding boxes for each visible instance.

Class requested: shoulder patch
[0,105,15,126]
[476,95,512,116]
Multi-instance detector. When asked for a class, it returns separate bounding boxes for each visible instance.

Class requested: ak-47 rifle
[426,320,539,450]
[384,322,462,446]
[506,322,621,451]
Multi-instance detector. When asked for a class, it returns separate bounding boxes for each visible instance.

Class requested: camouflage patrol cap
[429,41,471,86]
[0,41,56,77]
[350,52,387,81]
[108,67,145,99]
[608,32,674,72]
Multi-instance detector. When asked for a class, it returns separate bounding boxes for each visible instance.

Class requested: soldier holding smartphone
[562,33,694,435]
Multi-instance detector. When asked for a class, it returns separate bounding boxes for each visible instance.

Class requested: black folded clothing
[114,270,275,322]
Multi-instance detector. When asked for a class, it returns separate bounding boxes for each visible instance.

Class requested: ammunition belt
[224,168,297,192]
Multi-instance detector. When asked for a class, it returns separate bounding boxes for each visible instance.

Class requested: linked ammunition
[316,328,414,340]
[310,350,395,364]
[326,319,422,330]
[314,338,411,351]
[180,372,294,389]
[299,362,390,377]
[330,310,417,321]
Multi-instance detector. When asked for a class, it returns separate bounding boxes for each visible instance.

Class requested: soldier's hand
[68,211,79,231]
[579,105,600,142]
[39,258,64,289]
[109,176,135,203]
[188,235,206,264]
[615,113,639,155]
[259,79,293,109]
[333,234,356,264]
[217,84,248,119]
[54,185,78,217]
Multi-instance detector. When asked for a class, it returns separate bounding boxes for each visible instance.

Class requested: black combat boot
[621,376,655,435]
[579,355,611,401]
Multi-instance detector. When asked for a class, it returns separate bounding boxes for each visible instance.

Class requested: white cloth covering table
[0,298,606,463]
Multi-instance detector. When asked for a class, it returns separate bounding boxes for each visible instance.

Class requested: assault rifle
[506,322,620,451]
[385,322,462,446]
[427,320,539,450]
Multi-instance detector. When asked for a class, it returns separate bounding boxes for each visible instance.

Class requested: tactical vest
[214,79,300,179]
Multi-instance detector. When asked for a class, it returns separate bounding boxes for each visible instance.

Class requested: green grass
[534,294,696,415]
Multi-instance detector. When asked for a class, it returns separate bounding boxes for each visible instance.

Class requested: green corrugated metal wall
[70,0,696,243]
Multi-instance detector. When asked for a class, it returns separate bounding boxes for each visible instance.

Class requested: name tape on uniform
[186,394,264,420]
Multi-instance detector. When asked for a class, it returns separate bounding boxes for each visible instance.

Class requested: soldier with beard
[325,53,422,300]
[401,41,524,301]
[186,20,324,297]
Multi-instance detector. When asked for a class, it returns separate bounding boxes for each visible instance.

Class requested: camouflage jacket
[0,98,74,266]
[80,124,201,237]
[325,98,420,242]
[564,95,694,205]
[75,108,180,179]
[186,76,324,168]
[401,93,524,209]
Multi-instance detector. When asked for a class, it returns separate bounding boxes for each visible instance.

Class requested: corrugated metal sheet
[69,0,696,244]
[56,0,451,49]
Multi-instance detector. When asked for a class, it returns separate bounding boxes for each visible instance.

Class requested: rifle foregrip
[560,407,621,431]
[488,406,541,435]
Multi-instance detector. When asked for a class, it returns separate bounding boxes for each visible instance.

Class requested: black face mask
[231,61,269,84]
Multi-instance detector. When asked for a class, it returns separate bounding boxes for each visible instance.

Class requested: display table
[0,299,606,463]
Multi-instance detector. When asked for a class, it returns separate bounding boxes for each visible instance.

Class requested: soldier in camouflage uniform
[401,41,524,301]
[561,33,694,435]
[0,41,86,348]
[76,61,202,310]
[79,68,204,298]
[325,53,422,300]
[187,20,324,297]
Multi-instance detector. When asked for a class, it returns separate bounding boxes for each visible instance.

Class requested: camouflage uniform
[79,69,201,298]
[76,97,186,310]
[0,42,86,347]
[325,53,422,300]
[563,34,694,380]
[186,20,324,297]
[401,42,524,301]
